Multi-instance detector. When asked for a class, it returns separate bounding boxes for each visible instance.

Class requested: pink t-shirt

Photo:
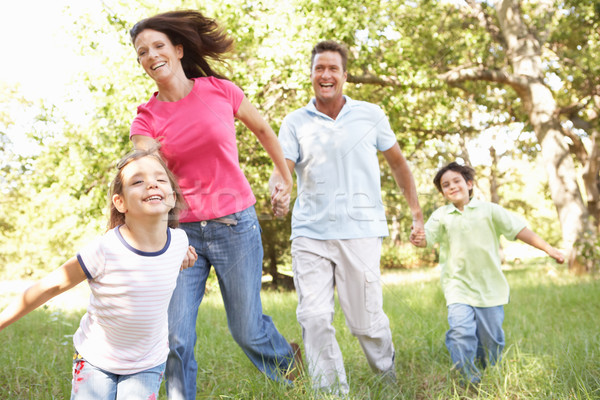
[131,77,256,222]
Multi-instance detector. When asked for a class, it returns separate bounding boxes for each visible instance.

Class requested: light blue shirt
[279,96,398,240]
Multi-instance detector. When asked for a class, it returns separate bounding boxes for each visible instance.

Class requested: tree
[437,0,598,270]
[3,0,591,281]
[344,0,599,270]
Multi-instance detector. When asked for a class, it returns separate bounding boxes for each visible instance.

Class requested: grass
[0,259,598,399]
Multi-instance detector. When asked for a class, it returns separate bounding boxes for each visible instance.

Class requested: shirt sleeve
[76,236,106,280]
[174,228,190,258]
[373,107,397,152]
[490,203,527,240]
[278,116,300,163]
[424,208,444,247]
[214,78,245,114]
[130,103,155,139]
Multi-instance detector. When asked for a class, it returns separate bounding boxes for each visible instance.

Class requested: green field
[1,260,598,399]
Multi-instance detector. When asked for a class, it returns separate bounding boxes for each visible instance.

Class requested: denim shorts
[71,352,165,400]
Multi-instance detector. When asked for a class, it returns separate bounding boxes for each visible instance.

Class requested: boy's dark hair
[310,40,348,71]
[433,161,476,197]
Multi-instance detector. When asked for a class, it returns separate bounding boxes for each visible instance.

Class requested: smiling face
[133,29,184,84]
[112,156,176,223]
[310,50,347,108]
[439,169,473,210]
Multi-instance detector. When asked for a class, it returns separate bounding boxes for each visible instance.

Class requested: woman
[129,10,299,399]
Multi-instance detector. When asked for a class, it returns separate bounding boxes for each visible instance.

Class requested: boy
[411,161,564,384]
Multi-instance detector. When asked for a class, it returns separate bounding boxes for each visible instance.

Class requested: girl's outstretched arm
[516,227,565,264]
[0,257,87,332]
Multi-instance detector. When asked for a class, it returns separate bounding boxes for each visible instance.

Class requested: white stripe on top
[74,226,188,375]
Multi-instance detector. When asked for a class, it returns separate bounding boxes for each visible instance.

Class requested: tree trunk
[489,146,501,205]
[581,129,600,229]
[488,146,505,263]
[495,0,590,265]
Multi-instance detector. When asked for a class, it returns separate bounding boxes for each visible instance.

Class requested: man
[270,40,424,394]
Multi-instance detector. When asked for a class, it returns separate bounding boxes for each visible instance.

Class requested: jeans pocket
[364,270,382,313]
[227,216,259,234]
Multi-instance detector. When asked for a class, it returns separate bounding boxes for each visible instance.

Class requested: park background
[0,0,598,398]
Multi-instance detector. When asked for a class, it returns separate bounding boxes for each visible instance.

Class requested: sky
[1,0,103,154]
[1,0,102,99]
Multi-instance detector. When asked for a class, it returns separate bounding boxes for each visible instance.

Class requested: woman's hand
[269,174,292,217]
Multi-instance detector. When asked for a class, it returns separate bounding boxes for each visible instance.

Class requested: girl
[0,149,197,399]
[129,10,300,399]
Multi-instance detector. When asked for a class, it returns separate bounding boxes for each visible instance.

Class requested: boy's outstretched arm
[0,257,87,332]
[516,227,565,264]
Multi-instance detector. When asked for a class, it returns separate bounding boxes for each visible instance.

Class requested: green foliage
[572,230,600,273]
[380,240,437,270]
[1,0,591,278]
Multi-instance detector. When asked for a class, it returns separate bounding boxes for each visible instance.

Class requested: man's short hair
[311,40,348,71]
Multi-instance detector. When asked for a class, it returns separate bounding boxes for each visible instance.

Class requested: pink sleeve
[130,104,155,139]
[212,77,245,114]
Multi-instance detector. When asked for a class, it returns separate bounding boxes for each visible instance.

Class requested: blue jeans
[165,206,294,399]
[70,354,164,400]
[445,304,505,384]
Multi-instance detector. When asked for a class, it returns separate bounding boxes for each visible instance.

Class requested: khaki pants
[291,237,394,394]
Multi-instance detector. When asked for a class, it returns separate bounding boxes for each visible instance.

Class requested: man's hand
[410,222,426,247]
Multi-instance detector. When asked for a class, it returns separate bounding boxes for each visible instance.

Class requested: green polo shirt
[425,198,527,307]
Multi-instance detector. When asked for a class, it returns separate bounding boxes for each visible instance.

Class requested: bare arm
[382,143,424,235]
[235,97,294,214]
[411,231,427,247]
[131,134,159,151]
[0,257,87,332]
[516,227,565,263]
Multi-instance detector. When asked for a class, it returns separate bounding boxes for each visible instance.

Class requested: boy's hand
[181,246,198,270]
[410,226,427,247]
[548,247,565,264]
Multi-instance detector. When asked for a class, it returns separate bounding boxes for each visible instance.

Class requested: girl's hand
[181,246,198,270]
